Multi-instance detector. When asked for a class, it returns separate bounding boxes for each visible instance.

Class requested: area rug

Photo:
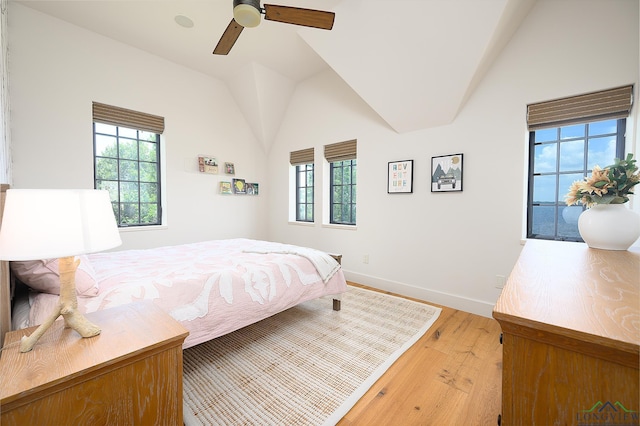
[182,285,441,426]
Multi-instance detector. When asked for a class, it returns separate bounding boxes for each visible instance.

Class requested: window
[528,119,625,240]
[296,164,314,222]
[325,140,357,225]
[290,148,315,222]
[330,160,357,225]
[92,102,164,227]
[526,86,632,241]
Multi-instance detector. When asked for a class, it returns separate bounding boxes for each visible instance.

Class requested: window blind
[324,139,357,162]
[92,102,165,134]
[289,148,314,166]
[527,85,633,131]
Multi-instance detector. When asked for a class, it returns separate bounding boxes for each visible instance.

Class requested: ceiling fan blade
[213,19,244,55]
[263,4,334,30]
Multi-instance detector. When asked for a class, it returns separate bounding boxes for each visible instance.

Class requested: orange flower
[564,154,639,208]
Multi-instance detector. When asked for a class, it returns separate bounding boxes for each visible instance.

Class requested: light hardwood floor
[338,282,503,426]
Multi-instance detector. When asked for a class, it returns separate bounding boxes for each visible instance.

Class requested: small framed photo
[388,160,413,193]
[232,178,246,194]
[198,155,218,174]
[225,162,235,175]
[246,183,259,195]
[219,181,232,194]
[431,154,463,192]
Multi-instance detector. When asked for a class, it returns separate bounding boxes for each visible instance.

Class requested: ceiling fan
[213,0,335,55]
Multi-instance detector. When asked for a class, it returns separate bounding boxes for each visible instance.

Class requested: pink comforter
[28,239,347,348]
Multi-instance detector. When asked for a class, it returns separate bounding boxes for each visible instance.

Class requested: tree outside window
[94,122,161,226]
[330,159,356,225]
[296,163,314,222]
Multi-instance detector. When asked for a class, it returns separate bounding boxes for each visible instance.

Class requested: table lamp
[0,189,122,352]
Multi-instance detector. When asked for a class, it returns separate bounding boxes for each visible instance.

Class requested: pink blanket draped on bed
[26,239,347,348]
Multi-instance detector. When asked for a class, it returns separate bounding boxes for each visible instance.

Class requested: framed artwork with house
[431,154,463,192]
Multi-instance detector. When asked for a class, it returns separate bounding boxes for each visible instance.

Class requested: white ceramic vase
[578,204,640,250]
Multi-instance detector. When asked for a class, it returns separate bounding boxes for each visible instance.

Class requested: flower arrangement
[565,153,639,208]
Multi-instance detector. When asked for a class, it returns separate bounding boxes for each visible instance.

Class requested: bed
[1,188,347,349]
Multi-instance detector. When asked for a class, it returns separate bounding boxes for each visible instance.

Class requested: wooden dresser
[0,301,189,425]
[493,239,639,426]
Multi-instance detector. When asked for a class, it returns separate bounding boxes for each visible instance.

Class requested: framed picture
[198,155,218,174]
[225,162,235,175]
[232,178,246,194]
[219,181,232,194]
[246,183,259,195]
[431,154,463,192]
[388,160,413,193]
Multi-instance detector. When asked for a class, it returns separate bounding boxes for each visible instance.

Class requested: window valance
[324,139,357,162]
[526,85,633,130]
[290,148,314,166]
[92,102,165,134]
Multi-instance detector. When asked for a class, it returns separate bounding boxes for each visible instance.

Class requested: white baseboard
[343,271,496,318]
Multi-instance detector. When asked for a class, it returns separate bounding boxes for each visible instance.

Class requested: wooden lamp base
[19,256,101,352]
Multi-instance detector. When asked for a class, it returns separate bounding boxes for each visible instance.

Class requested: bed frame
[1,184,10,347]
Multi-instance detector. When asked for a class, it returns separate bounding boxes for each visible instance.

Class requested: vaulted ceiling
[16,0,537,151]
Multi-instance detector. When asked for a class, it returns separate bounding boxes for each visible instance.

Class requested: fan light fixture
[214,1,335,55]
[233,0,261,28]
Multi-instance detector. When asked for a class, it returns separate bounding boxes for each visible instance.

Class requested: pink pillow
[11,255,99,297]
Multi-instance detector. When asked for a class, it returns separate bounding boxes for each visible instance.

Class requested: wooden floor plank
[337,282,502,426]
[345,347,451,425]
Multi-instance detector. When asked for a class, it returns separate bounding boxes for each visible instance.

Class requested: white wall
[8,4,269,250]
[8,1,639,317]
[267,0,640,316]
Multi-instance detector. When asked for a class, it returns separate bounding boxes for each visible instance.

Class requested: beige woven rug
[182,285,441,426]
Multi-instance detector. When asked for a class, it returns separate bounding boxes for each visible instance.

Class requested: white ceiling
[15,0,537,150]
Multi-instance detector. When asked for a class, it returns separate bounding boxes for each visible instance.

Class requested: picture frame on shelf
[246,183,259,195]
[431,154,463,192]
[232,178,246,194]
[198,155,218,174]
[388,160,413,193]
[219,181,232,194]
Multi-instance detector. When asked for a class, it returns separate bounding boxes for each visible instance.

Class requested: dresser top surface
[0,301,188,402]
[493,240,639,348]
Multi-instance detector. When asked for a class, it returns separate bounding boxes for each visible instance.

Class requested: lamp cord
[0,340,21,351]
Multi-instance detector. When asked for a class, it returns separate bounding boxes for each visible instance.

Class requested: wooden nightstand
[0,301,189,425]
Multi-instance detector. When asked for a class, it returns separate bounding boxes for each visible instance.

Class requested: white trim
[287,220,314,227]
[321,223,357,231]
[288,164,296,222]
[118,224,168,233]
[343,270,496,318]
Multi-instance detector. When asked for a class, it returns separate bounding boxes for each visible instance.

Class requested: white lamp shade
[0,189,122,261]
